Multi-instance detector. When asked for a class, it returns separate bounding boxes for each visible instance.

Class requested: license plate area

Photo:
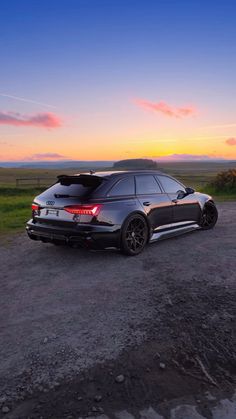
[39,207,78,222]
[46,209,59,216]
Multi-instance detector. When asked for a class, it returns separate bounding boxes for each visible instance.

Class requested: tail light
[32,203,41,217]
[64,204,101,216]
[32,203,40,211]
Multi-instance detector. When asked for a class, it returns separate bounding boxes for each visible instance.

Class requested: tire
[120,214,148,256]
[200,201,218,230]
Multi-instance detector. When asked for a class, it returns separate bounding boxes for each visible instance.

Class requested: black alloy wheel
[121,214,148,256]
[200,202,218,230]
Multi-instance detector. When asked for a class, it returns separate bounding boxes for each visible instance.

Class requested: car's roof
[75,170,165,178]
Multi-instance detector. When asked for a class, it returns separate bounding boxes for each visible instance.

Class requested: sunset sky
[0,0,236,161]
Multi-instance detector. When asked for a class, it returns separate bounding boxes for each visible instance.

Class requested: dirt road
[0,202,235,418]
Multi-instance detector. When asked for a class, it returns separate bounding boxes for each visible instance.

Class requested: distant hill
[113,158,159,170]
[0,157,234,170]
[0,158,158,170]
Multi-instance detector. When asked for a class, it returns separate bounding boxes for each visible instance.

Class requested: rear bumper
[26,219,121,249]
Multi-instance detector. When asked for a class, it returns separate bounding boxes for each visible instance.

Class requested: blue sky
[0,0,236,160]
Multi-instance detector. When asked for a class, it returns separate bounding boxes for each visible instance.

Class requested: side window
[136,175,162,194]
[157,176,185,193]
[107,176,135,196]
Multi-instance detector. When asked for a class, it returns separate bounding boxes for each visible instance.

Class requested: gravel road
[0,202,235,418]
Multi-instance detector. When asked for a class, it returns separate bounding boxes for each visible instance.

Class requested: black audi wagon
[26,170,218,255]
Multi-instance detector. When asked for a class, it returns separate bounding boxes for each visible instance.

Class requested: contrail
[0,93,56,109]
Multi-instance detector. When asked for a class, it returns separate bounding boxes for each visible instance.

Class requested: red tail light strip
[64,204,101,216]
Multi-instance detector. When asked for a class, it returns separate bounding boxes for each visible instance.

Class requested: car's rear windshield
[47,175,104,198]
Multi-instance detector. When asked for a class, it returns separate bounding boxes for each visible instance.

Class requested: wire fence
[15,177,56,187]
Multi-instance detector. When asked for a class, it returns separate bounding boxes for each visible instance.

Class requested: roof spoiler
[57,174,106,186]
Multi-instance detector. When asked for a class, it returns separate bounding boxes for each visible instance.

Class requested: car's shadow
[31,226,208,264]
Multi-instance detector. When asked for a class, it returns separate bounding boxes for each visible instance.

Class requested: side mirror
[185,187,195,195]
[177,190,186,199]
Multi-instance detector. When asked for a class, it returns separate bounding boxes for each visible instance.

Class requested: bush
[210,169,236,192]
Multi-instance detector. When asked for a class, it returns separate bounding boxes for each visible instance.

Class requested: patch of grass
[200,185,236,201]
[0,187,45,235]
[0,186,44,196]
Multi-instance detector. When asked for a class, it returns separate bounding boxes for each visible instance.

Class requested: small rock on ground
[115,374,125,383]
[115,411,135,419]
[170,404,206,419]
[94,394,102,402]
[140,406,164,419]
[1,406,10,414]
[211,399,236,419]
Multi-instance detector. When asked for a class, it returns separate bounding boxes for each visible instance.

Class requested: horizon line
[1,157,236,164]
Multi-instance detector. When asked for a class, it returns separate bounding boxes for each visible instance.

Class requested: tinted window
[108,176,135,196]
[46,177,103,197]
[157,176,184,193]
[136,175,161,194]
[46,183,96,197]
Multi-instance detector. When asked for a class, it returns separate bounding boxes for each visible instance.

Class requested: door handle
[143,201,151,206]
[172,199,178,204]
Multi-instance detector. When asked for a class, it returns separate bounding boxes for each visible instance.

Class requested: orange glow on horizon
[1,124,236,161]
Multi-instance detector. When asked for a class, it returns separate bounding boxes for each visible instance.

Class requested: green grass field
[0,162,235,235]
[0,187,44,235]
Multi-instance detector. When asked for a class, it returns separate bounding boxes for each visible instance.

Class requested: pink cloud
[0,111,62,128]
[225,137,236,146]
[134,98,196,118]
[27,153,67,160]
[153,154,225,161]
